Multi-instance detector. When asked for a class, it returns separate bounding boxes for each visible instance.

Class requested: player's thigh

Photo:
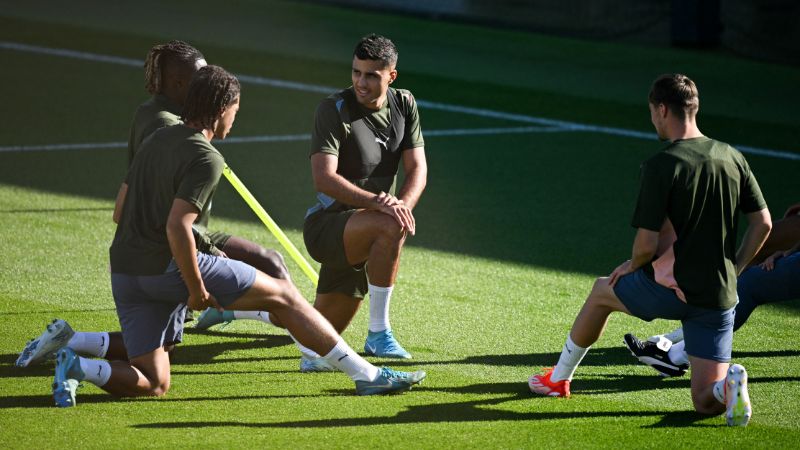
[225,271,299,312]
[343,210,403,264]
[588,277,631,313]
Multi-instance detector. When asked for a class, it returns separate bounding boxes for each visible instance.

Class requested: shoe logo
[338,353,349,362]
[366,344,377,354]
[371,379,394,389]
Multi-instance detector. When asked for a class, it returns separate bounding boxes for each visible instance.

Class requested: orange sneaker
[528,367,570,398]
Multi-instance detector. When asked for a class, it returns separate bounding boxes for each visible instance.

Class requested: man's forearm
[316,172,381,209]
[397,166,427,210]
[736,221,772,274]
[167,222,204,294]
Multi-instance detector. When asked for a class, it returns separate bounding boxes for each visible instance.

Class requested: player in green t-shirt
[527,74,772,427]
[25,65,425,407]
[295,34,427,369]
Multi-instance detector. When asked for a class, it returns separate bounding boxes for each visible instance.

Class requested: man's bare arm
[736,208,772,275]
[396,147,427,210]
[112,183,128,224]
[310,152,415,233]
[609,228,659,286]
[166,198,220,311]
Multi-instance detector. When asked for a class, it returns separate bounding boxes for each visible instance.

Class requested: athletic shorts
[614,268,735,362]
[208,230,232,250]
[303,209,367,299]
[111,252,257,358]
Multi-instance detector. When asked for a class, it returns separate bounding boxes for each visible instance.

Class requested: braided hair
[143,40,205,95]
[182,65,240,130]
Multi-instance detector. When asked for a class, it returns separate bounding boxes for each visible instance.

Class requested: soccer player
[43,65,425,407]
[271,34,426,371]
[15,41,283,368]
[527,74,772,427]
[624,225,800,377]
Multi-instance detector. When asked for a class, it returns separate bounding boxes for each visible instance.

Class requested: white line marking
[1,41,798,161]
[0,126,570,153]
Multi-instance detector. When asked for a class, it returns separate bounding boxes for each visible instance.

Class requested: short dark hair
[144,40,205,95]
[181,65,240,130]
[648,74,699,120]
[353,34,398,67]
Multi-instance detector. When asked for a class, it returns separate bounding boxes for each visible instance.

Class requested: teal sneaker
[364,329,411,359]
[195,308,235,330]
[355,367,426,395]
[300,355,336,373]
[52,348,85,408]
[16,319,75,367]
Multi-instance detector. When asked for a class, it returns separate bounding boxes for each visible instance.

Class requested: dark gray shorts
[111,253,257,358]
[614,268,735,362]
[303,209,367,299]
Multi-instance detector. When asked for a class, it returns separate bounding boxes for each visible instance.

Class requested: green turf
[1,1,799,447]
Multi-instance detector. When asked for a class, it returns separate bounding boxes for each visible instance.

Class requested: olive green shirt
[126,94,182,165]
[632,137,766,310]
[111,125,225,275]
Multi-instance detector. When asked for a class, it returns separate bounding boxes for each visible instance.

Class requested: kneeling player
[23,65,425,407]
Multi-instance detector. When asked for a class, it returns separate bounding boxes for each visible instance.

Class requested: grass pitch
[1,1,799,447]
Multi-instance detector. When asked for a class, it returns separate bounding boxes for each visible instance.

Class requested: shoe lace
[377,330,404,352]
[380,367,407,381]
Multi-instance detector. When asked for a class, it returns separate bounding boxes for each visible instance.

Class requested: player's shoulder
[391,87,418,110]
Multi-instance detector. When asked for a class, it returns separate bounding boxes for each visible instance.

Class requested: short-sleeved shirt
[126,94,182,166]
[111,125,225,275]
[307,87,424,215]
[631,136,766,310]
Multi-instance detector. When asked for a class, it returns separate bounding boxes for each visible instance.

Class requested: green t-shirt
[126,94,182,165]
[632,136,766,310]
[308,87,424,214]
[111,125,225,275]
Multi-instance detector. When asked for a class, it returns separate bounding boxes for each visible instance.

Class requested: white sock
[368,284,393,332]
[664,327,684,343]
[287,333,321,359]
[323,338,381,382]
[551,335,589,382]
[713,378,726,404]
[68,332,110,358]
[233,310,272,325]
[667,340,689,366]
[79,357,112,386]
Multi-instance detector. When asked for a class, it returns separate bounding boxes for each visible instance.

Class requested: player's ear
[389,69,397,84]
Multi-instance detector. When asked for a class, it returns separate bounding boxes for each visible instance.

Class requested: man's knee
[691,392,724,415]
[257,248,290,279]
[374,215,406,244]
[586,277,618,309]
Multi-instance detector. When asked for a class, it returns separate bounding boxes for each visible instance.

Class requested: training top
[631,136,766,310]
[111,125,224,275]
[126,94,182,165]
[306,87,424,216]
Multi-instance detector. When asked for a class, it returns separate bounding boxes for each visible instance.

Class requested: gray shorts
[111,253,257,358]
[614,268,735,362]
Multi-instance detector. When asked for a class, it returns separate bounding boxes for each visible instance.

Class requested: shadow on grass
[128,382,713,429]
[0,207,113,214]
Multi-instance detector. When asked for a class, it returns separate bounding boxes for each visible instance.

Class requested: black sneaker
[623,333,688,377]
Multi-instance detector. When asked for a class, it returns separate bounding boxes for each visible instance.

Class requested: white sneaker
[725,364,752,426]
[299,355,336,373]
[16,319,75,367]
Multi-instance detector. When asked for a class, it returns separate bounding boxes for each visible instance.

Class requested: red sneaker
[528,367,570,398]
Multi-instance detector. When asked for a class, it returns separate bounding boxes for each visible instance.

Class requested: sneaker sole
[726,364,751,427]
[52,350,80,407]
[623,336,686,378]
[17,319,74,367]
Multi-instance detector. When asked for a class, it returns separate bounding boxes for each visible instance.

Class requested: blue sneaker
[364,329,412,359]
[300,355,336,373]
[17,319,75,367]
[355,367,426,395]
[52,348,85,408]
[195,308,235,330]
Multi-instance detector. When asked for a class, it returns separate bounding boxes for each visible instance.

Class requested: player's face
[351,56,397,110]
[214,96,240,140]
